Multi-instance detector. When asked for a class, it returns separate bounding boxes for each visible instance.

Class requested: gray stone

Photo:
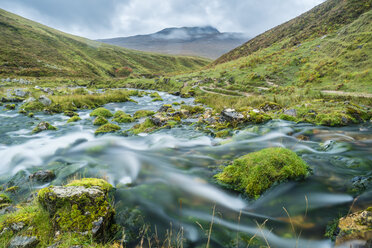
[38,95,52,106]
[43,88,54,95]
[283,109,297,117]
[13,89,28,97]
[8,236,39,248]
[221,108,244,122]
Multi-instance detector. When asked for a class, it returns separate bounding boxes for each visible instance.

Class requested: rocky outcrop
[29,170,55,183]
[221,108,244,122]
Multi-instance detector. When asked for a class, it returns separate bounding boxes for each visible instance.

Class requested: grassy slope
[0,9,210,78]
[193,9,372,93]
[213,0,371,65]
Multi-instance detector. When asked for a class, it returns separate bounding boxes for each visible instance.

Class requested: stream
[0,90,371,248]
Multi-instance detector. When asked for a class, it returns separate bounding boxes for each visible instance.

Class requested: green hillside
[0,8,210,78]
[213,0,371,65]
[192,7,372,93]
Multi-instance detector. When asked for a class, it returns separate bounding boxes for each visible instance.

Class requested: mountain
[0,9,210,78]
[213,0,372,65]
[97,26,248,59]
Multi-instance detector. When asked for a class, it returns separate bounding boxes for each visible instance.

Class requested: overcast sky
[0,0,325,39]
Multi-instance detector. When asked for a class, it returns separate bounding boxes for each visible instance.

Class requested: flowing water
[0,90,371,248]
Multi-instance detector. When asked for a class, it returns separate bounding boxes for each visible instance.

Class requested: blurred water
[0,91,371,247]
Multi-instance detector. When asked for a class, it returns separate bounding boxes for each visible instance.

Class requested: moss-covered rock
[93,116,108,126]
[130,118,157,134]
[64,110,78,117]
[180,105,205,115]
[5,186,20,193]
[215,129,231,138]
[112,111,134,123]
[0,193,11,206]
[5,104,16,110]
[215,147,310,198]
[95,123,121,135]
[133,110,155,119]
[90,107,113,118]
[38,178,115,241]
[335,208,372,247]
[32,122,57,134]
[67,115,81,123]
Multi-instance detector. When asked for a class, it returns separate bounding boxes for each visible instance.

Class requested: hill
[213,0,371,65]
[0,9,210,78]
[97,26,248,59]
[190,0,371,94]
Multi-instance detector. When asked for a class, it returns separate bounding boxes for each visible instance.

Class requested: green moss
[64,110,78,117]
[21,101,44,112]
[216,129,231,138]
[172,102,180,106]
[215,147,309,198]
[149,92,161,98]
[28,112,34,118]
[95,123,121,135]
[67,115,81,123]
[18,109,26,114]
[130,118,157,134]
[246,111,272,124]
[5,186,19,193]
[5,104,15,110]
[90,107,113,118]
[180,105,205,115]
[325,218,340,240]
[93,116,108,126]
[133,110,155,119]
[112,111,134,123]
[67,178,113,193]
[0,193,11,204]
[152,97,163,102]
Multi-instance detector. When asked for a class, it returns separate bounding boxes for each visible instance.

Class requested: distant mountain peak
[157,26,220,35]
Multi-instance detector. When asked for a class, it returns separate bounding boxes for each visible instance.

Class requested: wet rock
[38,95,52,106]
[335,208,372,247]
[221,108,244,122]
[283,109,297,117]
[29,170,55,182]
[171,91,181,96]
[158,104,172,112]
[150,114,168,126]
[32,122,57,134]
[8,236,39,248]
[321,140,335,151]
[351,176,372,193]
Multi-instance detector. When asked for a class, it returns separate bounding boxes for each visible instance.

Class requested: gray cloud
[0,0,325,39]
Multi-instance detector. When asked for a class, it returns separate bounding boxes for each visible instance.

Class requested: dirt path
[321,90,372,98]
[199,86,252,97]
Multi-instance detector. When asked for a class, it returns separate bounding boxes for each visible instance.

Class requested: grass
[0,9,210,78]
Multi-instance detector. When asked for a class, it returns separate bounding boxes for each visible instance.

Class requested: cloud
[0,0,325,39]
